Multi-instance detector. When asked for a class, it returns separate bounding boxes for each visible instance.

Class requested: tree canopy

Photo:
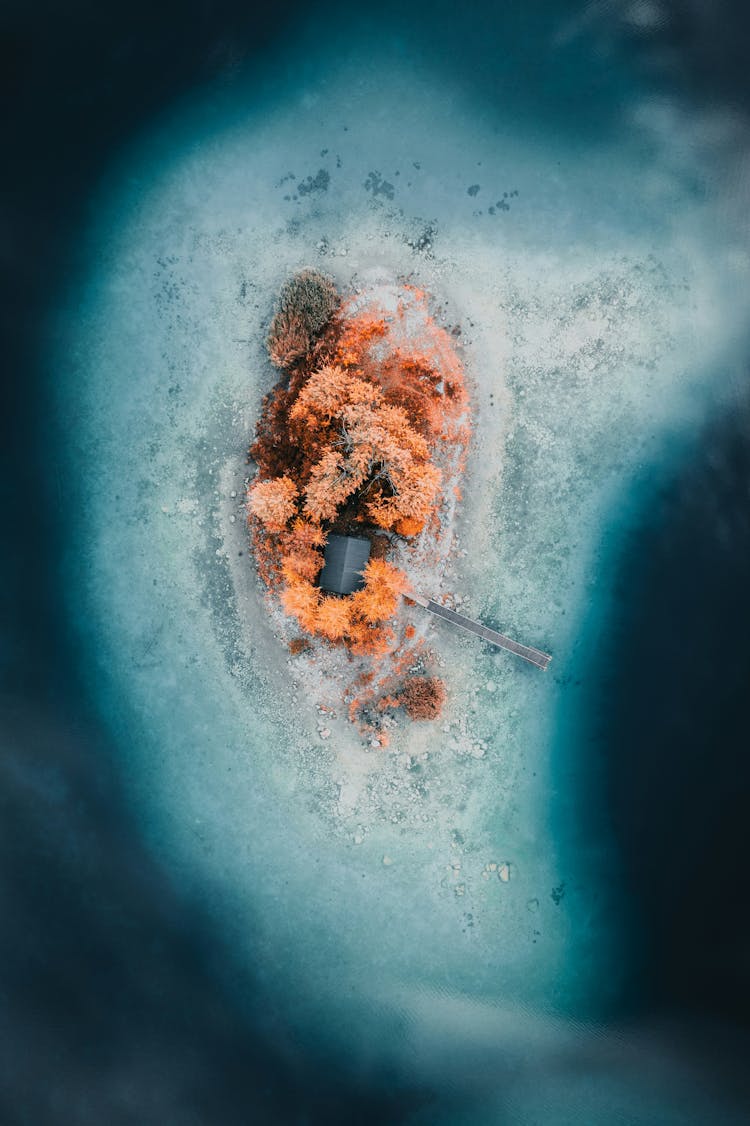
[246,276,469,684]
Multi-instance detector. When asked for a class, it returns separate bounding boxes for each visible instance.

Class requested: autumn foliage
[288,363,443,534]
[247,475,298,531]
[247,273,468,715]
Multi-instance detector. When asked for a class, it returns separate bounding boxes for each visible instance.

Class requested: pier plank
[412,595,551,670]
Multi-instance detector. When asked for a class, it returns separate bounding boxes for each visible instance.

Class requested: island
[246,269,548,740]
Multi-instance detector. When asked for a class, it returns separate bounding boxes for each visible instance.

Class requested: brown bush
[267,270,340,369]
[267,309,309,369]
[396,676,446,720]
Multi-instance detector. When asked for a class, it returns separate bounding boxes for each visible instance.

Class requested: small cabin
[319,534,371,596]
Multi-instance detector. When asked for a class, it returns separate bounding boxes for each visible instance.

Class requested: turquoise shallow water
[46,6,750,1120]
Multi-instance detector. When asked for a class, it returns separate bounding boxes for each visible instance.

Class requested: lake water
[7,1,750,1121]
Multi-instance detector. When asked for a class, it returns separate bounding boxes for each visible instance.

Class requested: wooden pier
[411,594,552,671]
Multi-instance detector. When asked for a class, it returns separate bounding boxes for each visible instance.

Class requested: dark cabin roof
[319,534,371,595]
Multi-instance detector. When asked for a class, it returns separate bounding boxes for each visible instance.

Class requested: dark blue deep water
[2,1,750,1122]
